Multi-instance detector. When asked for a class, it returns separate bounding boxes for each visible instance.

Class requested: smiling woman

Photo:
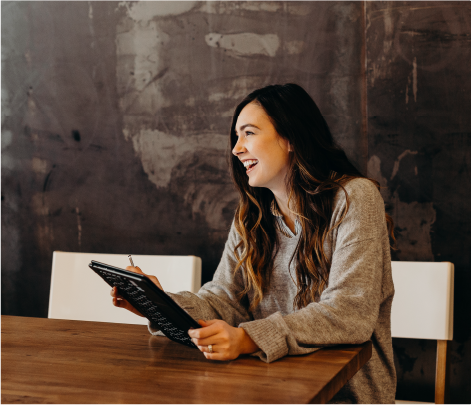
[233,103,292,193]
[111,84,397,404]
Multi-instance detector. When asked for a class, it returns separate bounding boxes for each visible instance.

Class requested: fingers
[198,346,237,361]
[189,320,230,350]
[202,352,226,361]
[200,319,218,325]
[125,267,163,290]
[126,266,143,274]
[193,336,223,346]
[147,275,163,290]
[111,287,144,317]
[188,320,222,339]
[112,296,145,317]
[197,344,214,354]
[188,320,242,361]
[110,286,123,298]
[112,294,129,308]
[198,344,221,356]
[197,343,218,356]
[198,319,215,327]
[112,296,126,307]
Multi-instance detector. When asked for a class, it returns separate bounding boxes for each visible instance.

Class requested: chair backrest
[390,261,454,340]
[48,251,202,325]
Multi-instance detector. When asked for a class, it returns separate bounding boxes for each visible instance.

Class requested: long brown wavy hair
[229,84,395,311]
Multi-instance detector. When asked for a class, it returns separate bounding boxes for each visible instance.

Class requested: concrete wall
[366,2,471,401]
[1,1,470,402]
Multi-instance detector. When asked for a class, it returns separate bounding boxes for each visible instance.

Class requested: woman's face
[232,102,291,192]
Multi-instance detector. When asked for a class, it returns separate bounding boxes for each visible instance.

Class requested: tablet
[88,260,200,348]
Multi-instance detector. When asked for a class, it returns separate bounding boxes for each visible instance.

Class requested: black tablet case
[89,260,200,348]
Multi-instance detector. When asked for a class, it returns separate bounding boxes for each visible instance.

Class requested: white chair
[48,251,202,325]
[391,261,454,404]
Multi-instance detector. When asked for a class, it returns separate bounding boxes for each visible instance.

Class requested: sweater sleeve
[148,221,252,335]
[239,179,388,363]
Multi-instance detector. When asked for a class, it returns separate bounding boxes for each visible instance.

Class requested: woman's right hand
[110,266,164,318]
[110,286,144,317]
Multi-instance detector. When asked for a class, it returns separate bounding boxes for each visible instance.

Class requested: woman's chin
[248,177,259,188]
[248,177,264,188]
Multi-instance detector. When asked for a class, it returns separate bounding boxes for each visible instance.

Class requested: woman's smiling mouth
[243,159,259,174]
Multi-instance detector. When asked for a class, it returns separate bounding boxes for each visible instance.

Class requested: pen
[128,254,135,267]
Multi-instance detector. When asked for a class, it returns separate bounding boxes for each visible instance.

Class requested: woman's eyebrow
[235,123,261,135]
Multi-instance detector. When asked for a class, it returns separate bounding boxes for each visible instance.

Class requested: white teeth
[243,159,258,168]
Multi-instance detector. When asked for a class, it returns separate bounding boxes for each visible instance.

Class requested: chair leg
[435,340,450,404]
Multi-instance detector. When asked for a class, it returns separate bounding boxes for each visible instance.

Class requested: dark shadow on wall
[366,2,471,403]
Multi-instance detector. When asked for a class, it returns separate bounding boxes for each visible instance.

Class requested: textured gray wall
[1,1,470,402]
[366,2,471,402]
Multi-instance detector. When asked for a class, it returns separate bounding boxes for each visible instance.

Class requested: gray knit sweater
[148,178,396,403]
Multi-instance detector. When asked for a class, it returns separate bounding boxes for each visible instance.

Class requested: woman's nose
[232,137,246,156]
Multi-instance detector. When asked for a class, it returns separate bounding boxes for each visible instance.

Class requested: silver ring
[208,344,213,353]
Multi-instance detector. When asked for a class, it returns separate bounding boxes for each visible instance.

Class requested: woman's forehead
[236,103,270,129]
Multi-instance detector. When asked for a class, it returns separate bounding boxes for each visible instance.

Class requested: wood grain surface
[435,340,450,404]
[1,316,372,404]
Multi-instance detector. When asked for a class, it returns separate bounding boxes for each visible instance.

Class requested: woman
[111,84,396,403]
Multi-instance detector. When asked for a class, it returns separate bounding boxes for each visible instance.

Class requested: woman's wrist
[238,327,259,355]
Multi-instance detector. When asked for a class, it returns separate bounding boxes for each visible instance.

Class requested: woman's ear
[288,143,293,152]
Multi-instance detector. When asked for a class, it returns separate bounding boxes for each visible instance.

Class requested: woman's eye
[245,131,254,136]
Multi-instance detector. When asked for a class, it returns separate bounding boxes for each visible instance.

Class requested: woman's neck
[272,189,297,234]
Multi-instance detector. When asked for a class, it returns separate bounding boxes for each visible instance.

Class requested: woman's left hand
[188,319,259,360]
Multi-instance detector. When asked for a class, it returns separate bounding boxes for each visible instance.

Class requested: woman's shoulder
[343,176,380,195]
[331,177,386,237]
[327,177,387,247]
[333,177,383,209]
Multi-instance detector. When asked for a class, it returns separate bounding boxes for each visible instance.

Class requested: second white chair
[391,261,454,404]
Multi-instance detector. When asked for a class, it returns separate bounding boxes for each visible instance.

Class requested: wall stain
[43,168,53,192]
[205,33,280,58]
[72,130,81,142]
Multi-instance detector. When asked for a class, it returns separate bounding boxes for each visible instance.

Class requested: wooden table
[2,316,372,404]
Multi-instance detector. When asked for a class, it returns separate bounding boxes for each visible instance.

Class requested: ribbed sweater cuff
[239,316,288,363]
[147,321,165,337]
